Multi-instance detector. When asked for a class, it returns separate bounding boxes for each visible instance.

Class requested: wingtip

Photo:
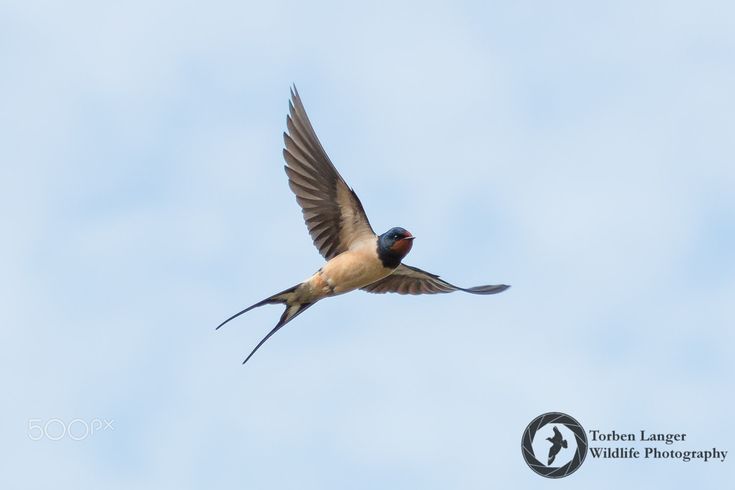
[462,283,511,295]
[290,84,300,104]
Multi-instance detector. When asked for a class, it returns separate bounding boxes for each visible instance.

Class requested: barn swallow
[546,426,568,465]
[217,87,509,364]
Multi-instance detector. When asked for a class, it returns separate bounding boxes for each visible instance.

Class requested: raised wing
[283,87,375,260]
[361,264,510,295]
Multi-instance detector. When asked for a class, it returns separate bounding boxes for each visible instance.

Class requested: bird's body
[311,239,396,295]
[546,426,568,465]
[287,238,400,304]
[217,87,509,364]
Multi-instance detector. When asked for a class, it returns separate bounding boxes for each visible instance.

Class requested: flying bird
[217,87,509,364]
[546,426,568,465]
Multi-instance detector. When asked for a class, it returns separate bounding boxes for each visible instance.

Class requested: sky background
[2,0,734,488]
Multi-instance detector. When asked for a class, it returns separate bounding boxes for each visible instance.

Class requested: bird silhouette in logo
[546,426,568,465]
[216,87,510,364]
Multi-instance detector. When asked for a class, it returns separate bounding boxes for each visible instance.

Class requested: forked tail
[216,284,315,364]
[215,284,299,331]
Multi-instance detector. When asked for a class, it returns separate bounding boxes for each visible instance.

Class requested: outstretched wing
[283,86,375,260]
[361,264,510,295]
[552,426,562,439]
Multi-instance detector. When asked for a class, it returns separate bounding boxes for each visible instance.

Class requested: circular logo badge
[521,412,588,478]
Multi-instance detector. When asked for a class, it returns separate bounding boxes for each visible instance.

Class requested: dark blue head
[377,227,415,268]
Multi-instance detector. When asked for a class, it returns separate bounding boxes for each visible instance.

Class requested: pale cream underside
[295,238,393,302]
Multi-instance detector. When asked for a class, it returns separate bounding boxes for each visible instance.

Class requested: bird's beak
[402,236,415,241]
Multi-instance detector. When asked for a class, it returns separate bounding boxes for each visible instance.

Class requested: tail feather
[215,283,317,364]
[241,301,314,364]
[215,284,299,330]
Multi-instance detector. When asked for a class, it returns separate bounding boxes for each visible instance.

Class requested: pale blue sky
[2,1,734,488]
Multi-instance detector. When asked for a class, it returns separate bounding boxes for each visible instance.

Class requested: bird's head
[378,227,415,262]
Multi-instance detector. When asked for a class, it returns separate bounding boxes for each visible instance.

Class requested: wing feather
[283,87,375,259]
[361,264,510,295]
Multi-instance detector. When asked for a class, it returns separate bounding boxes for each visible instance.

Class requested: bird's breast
[311,246,393,296]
